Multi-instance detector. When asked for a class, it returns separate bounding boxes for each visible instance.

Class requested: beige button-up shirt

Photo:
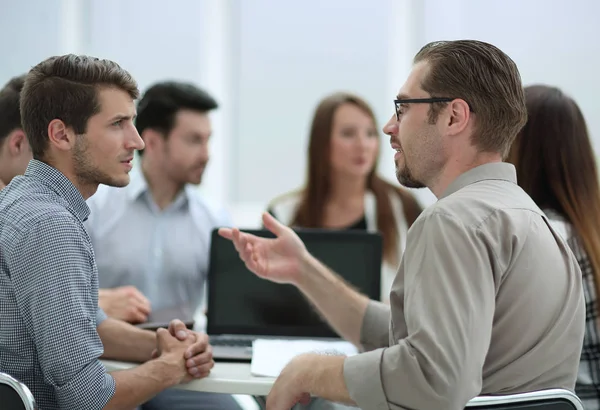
[343,162,585,410]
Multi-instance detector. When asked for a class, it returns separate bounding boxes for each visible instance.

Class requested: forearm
[308,355,355,405]
[104,358,179,409]
[98,318,156,362]
[296,253,370,346]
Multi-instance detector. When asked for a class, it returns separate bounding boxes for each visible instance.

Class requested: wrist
[296,250,319,291]
[154,354,186,387]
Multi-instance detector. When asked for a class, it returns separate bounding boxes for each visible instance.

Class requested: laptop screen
[206,228,382,338]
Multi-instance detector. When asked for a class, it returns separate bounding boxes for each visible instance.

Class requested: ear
[445,99,471,136]
[140,129,164,153]
[47,119,77,152]
[5,129,29,156]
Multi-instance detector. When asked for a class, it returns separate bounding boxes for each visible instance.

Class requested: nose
[197,145,210,164]
[382,114,398,137]
[127,128,145,151]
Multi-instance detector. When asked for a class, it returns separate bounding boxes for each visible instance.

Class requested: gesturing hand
[218,212,308,285]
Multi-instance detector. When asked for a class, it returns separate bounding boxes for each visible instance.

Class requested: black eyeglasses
[394,97,474,121]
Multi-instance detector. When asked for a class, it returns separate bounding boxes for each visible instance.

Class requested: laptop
[135,305,195,331]
[206,228,382,361]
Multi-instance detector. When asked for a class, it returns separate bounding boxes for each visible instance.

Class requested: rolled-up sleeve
[8,215,116,409]
[360,301,391,351]
[96,306,108,326]
[344,212,496,409]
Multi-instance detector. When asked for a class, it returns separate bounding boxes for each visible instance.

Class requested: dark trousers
[142,389,244,410]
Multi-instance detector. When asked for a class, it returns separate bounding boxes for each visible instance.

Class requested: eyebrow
[185,130,212,139]
[108,113,136,123]
[395,93,411,100]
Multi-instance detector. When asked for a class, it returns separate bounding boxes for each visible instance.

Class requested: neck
[45,156,99,200]
[429,151,503,198]
[141,156,184,210]
[0,152,14,185]
[327,173,368,205]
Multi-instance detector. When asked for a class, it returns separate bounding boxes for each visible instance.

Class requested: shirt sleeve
[96,307,108,326]
[218,206,233,227]
[8,214,116,410]
[343,212,496,409]
[360,301,391,351]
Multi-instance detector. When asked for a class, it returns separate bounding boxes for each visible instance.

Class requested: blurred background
[1,0,599,226]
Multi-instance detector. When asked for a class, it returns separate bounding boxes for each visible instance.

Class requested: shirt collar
[439,162,517,199]
[126,166,192,210]
[126,167,149,202]
[24,159,90,221]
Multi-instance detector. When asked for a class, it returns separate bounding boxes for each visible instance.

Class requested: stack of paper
[250,339,358,378]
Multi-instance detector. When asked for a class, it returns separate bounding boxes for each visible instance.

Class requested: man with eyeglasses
[219,40,585,410]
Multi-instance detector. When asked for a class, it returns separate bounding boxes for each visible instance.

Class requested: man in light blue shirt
[85,81,238,410]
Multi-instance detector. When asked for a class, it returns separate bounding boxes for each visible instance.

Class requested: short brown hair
[414,40,527,158]
[0,74,26,144]
[20,54,139,160]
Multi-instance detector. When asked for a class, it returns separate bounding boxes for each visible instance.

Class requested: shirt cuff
[96,307,108,326]
[360,301,391,351]
[55,359,116,409]
[343,348,388,410]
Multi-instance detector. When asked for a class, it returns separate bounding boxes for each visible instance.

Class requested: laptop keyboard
[210,338,253,347]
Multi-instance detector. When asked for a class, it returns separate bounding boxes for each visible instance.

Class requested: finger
[186,344,212,366]
[244,243,265,274]
[236,234,253,264]
[218,227,234,240]
[131,289,152,311]
[185,334,209,359]
[155,327,171,344]
[262,212,286,236]
[169,319,190,340]
[267,392,300,410]
[299,393,311,406]
[150,348,158,359]
[130,298,151,316]
[231,228,244,253]
[188,360,214,377]
[127,307,148,324]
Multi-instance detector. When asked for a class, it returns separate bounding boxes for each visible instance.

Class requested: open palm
[218,212,307,285]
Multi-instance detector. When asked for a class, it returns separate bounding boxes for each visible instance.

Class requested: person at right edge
[219,39,586,410]
[507,84,600,410]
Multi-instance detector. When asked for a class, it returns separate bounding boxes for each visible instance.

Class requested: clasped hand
[152,319,214,380]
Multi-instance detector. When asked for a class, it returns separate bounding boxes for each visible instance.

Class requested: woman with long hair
[507,84,600,409]
[268,92,422,302]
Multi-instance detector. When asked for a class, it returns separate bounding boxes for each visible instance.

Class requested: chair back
[0,372,37,410]
[466,388,583,409]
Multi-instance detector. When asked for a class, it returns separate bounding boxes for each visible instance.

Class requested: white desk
[102,360,275,396]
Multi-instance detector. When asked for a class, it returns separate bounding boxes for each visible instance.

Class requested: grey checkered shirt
[0,160,116,409]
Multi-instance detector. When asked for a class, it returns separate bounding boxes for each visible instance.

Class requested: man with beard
[0,73,156,325]
[219,40,585,410]
[85,81,238,410]
[0,55,218,410]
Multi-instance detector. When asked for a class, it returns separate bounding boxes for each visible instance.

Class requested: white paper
[250,339,358,378]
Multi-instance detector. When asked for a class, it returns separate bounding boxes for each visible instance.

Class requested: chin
[344,167,371,179]
[396,168,425,189]
[188,175,203,185]
[102,175,130,188]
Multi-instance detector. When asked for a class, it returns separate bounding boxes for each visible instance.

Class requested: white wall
[421,0,600,163]
[1,0,599,226]
[0,1,62,78]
